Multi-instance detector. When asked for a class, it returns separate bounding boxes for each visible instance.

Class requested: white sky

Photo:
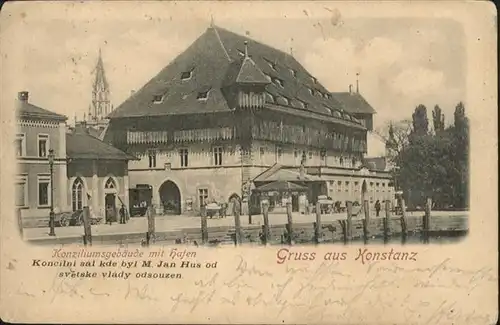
[1,2,465,156]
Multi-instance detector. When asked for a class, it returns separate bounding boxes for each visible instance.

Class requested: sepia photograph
[14,4,469,247]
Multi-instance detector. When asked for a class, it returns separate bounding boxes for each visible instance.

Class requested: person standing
[375,200,381,217]
[119,205,126,224]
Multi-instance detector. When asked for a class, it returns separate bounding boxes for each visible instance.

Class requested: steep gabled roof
[17,101,67,121]
[330,92,377,114]
[109,26,363,128]
[66,131,137,161]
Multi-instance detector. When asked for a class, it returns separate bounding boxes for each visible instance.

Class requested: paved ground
[23,210,467,242]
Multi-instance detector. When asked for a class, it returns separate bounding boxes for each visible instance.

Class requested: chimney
[244,41,249,58]
[356,72,360,93]
[348,84,353,94]
[18,91,29,102]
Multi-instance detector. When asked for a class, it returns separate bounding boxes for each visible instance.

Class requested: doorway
[159,180,181,215]
[105,193,117,222]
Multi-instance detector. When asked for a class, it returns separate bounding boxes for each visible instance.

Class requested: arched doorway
[159,181,181,215]
[227,193,241,216]
[104,177,118,223]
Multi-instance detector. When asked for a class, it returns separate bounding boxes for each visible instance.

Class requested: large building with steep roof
[103,25,393,215]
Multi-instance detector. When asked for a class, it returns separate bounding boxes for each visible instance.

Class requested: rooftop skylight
[181,70,193,80]
[197,89,210,100]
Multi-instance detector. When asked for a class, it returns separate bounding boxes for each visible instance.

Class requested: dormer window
[153,94,164,104]
[311,77,317,84]
[273,78,284,88]
[290,69,297,77]
[283,97,290,105]
[264,74,272,82]
[197,90,210,100]
[265,92,275,103]
[307,88,313,95]
[264,57,277,71]
[296,98,308,109]
[181,70,193,80]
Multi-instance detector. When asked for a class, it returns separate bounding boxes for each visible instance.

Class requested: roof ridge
[211,26,231,62]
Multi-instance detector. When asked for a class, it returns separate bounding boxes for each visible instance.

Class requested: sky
[1,2,466,156]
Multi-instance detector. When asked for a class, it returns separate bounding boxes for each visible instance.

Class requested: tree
[411,104,429,138]
[432,105,445,133]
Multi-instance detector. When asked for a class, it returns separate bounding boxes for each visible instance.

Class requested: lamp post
[48,148,55,236]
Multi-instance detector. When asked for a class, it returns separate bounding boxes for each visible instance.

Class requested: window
[290,69,297,77]
[337,181,342,191]
[352,157,357,166]
[148,149,157,168]
[345,181,349,192]
[213,146,223,166]
[38,134,49,157]
[37,175,50,207]
[105,178,116,189]
[273,78,284,88]
[181,70,192,80]
[197,90,210,100]
[198,188,208,209]
[308,88,313,95]
[275,146,283,162]
[294,149,299,158]
[339,157,344,166]
[153,94,164,103]
[72,178,84,211]
[15,134,25,156]
[179,149,189,167]
[16,176,28,207]
[265,58,277,71]
[260,147,265,159]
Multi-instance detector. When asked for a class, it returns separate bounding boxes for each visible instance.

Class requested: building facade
[66,124,135,220]
[104,25,393,216]
[15,91,69,218]
[16,91,133,222]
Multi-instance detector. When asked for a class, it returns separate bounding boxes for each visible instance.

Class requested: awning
[253,181,308,193]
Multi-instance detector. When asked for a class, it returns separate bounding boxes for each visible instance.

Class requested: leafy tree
[411,104,429,139]
[391,102,469,210]
[432,105,445,133]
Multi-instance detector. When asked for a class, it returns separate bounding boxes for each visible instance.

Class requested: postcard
[0,1,497,324]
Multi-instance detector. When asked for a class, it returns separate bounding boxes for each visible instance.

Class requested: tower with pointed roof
[86,48,113,133]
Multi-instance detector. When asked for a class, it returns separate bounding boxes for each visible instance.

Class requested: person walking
[375,200,381,217]
[119,204,126,224]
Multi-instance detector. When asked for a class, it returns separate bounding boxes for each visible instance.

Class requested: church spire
[89,48,112,123]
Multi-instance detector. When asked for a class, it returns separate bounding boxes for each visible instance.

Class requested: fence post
[423,197,432,244]
[384,200,391,244]
[234,206,242,246]
[315,201,322,244]
[286,200,293,245]
[17,208,23,237]
[147,206,156,246]
[262,200,270,245]
[363,200,370,244]
[400,198,408,244]
[346,201,353,243]
[82,207,92,246]
[200,206,208,245]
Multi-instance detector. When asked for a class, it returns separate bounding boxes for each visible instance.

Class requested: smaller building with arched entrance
[66,126,137,219]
